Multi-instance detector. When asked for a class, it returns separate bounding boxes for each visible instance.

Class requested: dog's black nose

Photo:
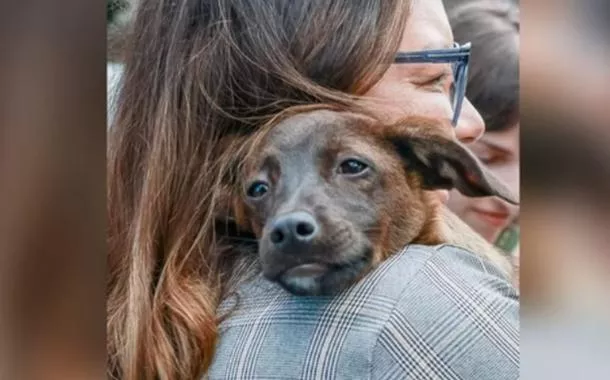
[269,211,319,248]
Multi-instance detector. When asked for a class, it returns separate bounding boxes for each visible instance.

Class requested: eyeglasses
[394,42,471,126]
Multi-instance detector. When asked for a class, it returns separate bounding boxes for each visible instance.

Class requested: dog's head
[240,110,517,296]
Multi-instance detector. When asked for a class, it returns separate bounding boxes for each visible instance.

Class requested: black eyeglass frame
[394,42,471,126]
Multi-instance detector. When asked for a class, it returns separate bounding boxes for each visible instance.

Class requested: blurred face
[364,0,485,144]
[447,124,520,242]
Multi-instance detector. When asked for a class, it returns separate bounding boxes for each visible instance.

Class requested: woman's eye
[470,143,504,165]
[477,153,494,164]
[338,159,369,175]
[428,74,446,86]
[246,181,270,199]
[478,152,505,165]
[423,72,452,93]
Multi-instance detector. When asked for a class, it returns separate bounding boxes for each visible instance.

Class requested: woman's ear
[387,127,519,205]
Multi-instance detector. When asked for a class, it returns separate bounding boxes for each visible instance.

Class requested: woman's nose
[455,98,485,144]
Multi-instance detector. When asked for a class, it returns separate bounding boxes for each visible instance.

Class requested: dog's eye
[246,181,270,199]
[338,159,369,175]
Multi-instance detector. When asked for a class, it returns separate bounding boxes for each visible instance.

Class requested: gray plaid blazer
[208,244,519,380]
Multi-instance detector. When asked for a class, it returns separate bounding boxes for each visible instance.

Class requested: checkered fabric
[207,244,519,380]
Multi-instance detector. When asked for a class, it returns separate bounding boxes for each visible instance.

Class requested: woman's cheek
[364,82,454,129]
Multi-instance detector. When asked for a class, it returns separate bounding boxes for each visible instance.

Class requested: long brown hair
[107,0,411,378]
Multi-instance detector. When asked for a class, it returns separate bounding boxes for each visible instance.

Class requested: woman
[107,0,518,379]
[445,0,520,243]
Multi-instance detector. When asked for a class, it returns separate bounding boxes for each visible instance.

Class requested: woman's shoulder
[211,245,519,379]
[218,244,518,325]
[365,243,516,301]
[369,244,520,379]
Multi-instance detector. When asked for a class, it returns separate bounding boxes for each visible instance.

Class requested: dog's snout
[269,211,318,247]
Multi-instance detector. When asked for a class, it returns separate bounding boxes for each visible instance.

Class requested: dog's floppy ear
[387,128,519,205]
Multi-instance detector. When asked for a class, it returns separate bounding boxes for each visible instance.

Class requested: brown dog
[238,110,518,296]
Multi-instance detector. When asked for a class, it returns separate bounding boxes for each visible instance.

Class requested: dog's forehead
[267,110,367,150]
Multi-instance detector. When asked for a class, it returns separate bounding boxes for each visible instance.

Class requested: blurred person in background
[519,0,610,378]
[520,110,610,379]
[445,0,520,248]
